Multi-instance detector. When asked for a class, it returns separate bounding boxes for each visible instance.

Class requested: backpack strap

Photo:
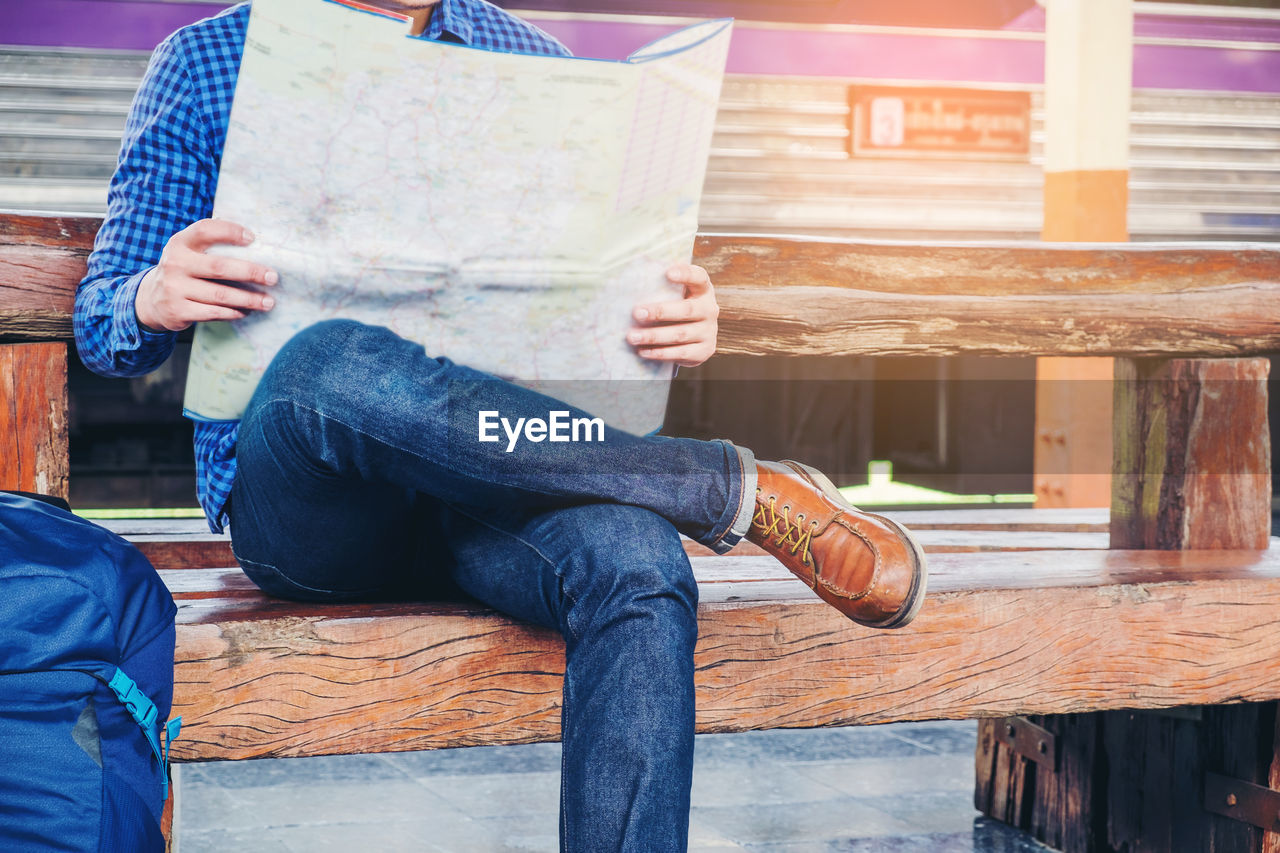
[107,668,182,801]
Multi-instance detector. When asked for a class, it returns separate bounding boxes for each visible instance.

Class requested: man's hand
[135,219,278,332]
[629,264,719,368]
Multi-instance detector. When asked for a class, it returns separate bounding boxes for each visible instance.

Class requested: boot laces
[753,490,818,566]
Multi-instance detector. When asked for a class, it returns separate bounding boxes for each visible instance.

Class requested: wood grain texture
[0,213,96,340]
[1102,711,1197,853]
[4,212,1280,357]
[0,312,73,342]
[694,235,1280,357]
[159,547,1280,604]
[0,211,101,250]
[1265,710,1280,853]
[0,342,69,500]
[1098,708,1268,853]
[975,719,1029,827]
[981,674,1279,853]
[1112,358,1271,550]
[1028,714,1101,853]
[161,768,177,853]
[165,549,1280,762]
[982,356,1276,851]
[1199,704,1275,852]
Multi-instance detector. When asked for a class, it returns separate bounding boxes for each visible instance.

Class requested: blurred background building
[2,0,1277,508]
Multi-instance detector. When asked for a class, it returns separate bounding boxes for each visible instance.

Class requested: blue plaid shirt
[75,0,569,532]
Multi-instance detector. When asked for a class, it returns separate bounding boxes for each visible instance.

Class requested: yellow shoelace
[752,491,818,566]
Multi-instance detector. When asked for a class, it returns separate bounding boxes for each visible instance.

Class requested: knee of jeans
[564,508,698,630]
[277,319,398,374]
[258,319,416,410]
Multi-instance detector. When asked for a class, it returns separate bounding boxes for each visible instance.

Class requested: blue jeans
[227,320,756,852]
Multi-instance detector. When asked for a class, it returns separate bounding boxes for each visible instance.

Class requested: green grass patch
[839,461,1034,507]
[75,507,206,520]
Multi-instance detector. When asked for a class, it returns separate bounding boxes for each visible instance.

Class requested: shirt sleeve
[75,33,218,378]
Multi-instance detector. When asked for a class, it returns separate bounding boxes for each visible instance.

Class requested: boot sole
[785,461,929,629]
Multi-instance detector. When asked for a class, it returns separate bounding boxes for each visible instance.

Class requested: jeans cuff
[708,442,756,555]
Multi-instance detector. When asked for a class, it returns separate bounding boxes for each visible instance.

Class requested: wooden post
[976,712,1102,852]
[978,356,1274,852]
[1112,358,1271,551]
[0,342,69,502]
[1265,711,1280,853]
[1106,356,1274,853]
[1034,0,1132,509]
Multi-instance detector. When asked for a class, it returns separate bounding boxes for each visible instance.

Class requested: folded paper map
[182,0,732,434]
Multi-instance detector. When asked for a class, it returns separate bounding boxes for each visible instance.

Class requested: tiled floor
[178,720,1054,852]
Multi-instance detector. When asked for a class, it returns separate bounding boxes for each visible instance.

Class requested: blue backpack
[0,492,181,852]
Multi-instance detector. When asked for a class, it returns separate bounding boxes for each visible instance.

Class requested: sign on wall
[849,86,1032,160]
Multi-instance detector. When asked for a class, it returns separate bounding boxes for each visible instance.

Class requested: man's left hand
[629,264,719,368]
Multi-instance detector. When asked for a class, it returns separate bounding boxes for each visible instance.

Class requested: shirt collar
[420,0,475,45]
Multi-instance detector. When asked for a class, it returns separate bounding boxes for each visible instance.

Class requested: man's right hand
[135,219,279,332]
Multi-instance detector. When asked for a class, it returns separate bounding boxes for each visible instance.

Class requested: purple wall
[0,0,234,51]
[532,12,1280,93]
[535,17,1046,85]
[2,0,1278,93]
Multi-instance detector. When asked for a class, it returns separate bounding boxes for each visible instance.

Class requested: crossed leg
[440,500,697,852]
[227,318,702,851]
[229,435,698,852]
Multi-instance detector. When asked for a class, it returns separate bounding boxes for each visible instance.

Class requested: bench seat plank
[890,507,1108,532]
[106,516,1113,570]
[162,546,1280,606]
[101,507,1113,536]
[166,548,1280,762]
[127,528,1113,569]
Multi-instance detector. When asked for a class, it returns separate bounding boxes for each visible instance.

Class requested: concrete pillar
[1034,0,1133,508]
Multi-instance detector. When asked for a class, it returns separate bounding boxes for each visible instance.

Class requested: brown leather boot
[747,460,927,628]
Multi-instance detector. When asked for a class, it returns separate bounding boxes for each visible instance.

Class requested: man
[75,1,926,850]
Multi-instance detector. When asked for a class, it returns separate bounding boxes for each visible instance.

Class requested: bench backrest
[5,214,1280,355]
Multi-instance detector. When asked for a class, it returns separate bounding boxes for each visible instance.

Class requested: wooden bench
[5,210,1280,851]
